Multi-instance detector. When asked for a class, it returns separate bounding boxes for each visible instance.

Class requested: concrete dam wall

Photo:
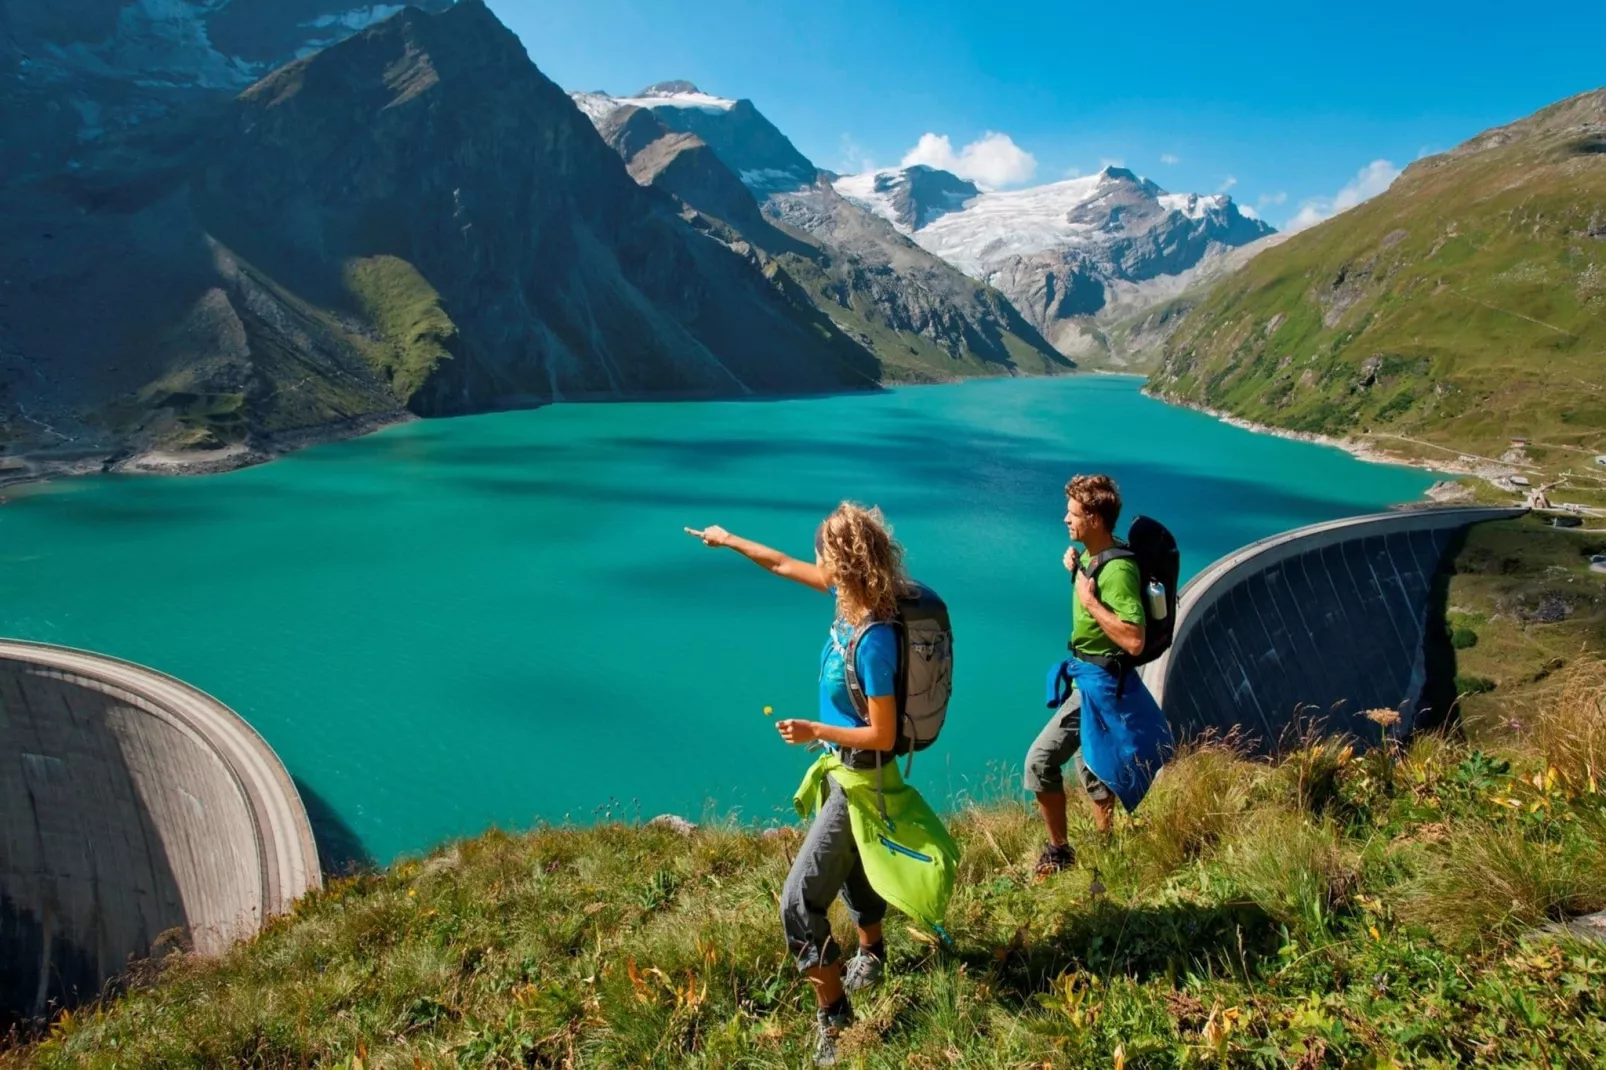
[1143,506,1526,750]
[0,641,320,1022]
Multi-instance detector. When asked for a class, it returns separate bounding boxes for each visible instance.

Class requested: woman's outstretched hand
[684,525,730,547]
[776,719,819,745]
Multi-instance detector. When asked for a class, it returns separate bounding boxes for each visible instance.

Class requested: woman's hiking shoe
[842,949,884,992]
[814,1005,853,1066]
[1034,842,1075,876]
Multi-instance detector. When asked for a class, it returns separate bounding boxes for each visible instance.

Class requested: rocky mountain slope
[1149,88,1606,463]
[1089,233,1290,370]
[2,2,898,469]
[573,86,1070,381]
[835,165,1276,365]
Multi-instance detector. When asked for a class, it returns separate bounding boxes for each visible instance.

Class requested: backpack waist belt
[1069,647,1131,698]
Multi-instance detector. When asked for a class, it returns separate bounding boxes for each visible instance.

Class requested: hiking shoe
[814,1005,853,1066]
[1034,842,1075,876]
[842,949,884,993]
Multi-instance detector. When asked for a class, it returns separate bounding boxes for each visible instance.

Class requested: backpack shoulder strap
[843,617,900,719]
[1085,544,1135,581]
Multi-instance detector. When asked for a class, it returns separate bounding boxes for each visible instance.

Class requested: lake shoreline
[1140,387,1504,501]
[3,374,1463,501]
[0,411,417,500]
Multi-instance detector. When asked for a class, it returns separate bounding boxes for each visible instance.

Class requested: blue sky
[489,0,1602,231]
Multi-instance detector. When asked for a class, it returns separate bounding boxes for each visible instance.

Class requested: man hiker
[1024,473,1175,875]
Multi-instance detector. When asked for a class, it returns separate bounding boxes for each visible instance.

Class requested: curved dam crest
[1143,505,1527,748]
[0,641,319,1023]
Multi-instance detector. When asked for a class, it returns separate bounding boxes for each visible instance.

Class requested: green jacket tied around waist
[792,753,959,936]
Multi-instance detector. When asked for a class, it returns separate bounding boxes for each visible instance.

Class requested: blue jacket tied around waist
[1045,656,1174,812]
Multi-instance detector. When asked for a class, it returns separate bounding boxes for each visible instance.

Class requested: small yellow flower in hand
[763,705,774,716]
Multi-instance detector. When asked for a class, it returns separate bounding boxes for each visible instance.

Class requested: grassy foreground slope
[7,715,1605,1067]
[1150,89,1606,472]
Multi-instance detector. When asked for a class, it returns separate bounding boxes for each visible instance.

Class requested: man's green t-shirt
[1071,547,1145,658]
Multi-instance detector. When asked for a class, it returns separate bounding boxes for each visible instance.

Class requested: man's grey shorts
[1023,692,1113,800]
[780,777,887,971]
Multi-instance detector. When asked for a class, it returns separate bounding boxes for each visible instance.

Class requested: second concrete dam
[1144,505,1526,748]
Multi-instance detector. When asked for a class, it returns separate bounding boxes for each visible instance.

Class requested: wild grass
[1521,658,1606,794]
[6,667,1606,1067]
[342,254,458,403]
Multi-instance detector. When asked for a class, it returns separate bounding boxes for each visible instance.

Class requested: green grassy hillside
[1150,89,1606,488]
[7,680,1605,1064]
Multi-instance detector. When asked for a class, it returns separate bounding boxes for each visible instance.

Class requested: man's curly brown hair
[1065,473,1122,531]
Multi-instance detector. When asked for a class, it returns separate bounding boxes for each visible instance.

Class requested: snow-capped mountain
[569,82,1070,377]
[833,165,982,231]
[834,164,1276,359]
[569,82,816,192]
[577,81,1277,366]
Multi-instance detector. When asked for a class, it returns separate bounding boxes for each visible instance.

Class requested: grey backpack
[845,582,954,761]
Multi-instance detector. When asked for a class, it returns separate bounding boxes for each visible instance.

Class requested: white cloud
[1098,156,1125,170]
[1218,174,1238,192]
[1258,190,1287,207]
[1064,166,1082,178]
[838,134,876,176]
[1160,152,1180,165]
[1240,204,1261,220]
[900,131,1037,189]
[1334,159,1398,210]
[1287,203,1328,232]
[1285,159,1401,233]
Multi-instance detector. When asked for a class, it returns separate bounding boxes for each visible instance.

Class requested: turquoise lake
[0,377,1436,864]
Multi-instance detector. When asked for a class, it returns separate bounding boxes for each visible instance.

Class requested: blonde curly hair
[815,502,910,625]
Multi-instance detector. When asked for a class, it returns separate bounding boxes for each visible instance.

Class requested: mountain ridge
[572,86,1073,381]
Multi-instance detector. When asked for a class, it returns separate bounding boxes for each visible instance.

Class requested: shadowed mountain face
[1,2,886,463]
[208,4,880,407]
[1,0,454,182]
[575,87,1072,383]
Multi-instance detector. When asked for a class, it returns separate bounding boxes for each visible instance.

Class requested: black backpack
[1081,515,1180,670]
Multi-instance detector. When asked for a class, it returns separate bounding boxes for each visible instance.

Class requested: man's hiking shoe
[814,1005,853,1066]
[1034,842,1074,876]
[843,949,884,993]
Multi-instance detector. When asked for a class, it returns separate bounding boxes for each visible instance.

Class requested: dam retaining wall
[0,640,319,1021]
[1142,506,1526,750]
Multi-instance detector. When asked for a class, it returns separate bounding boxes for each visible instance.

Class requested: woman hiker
[686,502,950,1067]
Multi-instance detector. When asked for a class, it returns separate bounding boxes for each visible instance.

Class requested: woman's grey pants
[781,778,887,970]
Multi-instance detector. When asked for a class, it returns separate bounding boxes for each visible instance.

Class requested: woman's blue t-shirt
[819,618,899,735]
